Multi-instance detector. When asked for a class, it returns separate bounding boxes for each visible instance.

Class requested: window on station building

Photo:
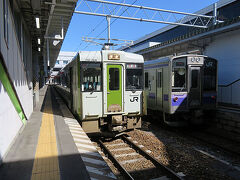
[56,60,60,64]
[3,0,9,44]
[63,60,68,64]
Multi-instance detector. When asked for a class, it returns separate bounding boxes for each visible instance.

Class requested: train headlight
[108,53,120,60]
[173,97,178,102]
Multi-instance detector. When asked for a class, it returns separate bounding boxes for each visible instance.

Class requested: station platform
[0,86,116,180]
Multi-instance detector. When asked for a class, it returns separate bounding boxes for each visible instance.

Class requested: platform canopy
[19,0,77,68]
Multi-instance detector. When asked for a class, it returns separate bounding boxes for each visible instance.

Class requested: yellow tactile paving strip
[31,90,60,180]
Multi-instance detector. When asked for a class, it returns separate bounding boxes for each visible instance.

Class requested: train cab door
[156,69,163,109]
[107,64,122,112]
[188,66,201,107]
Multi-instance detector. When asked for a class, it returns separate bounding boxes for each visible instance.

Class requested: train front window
[126,64,143,90]
[191,70,199,88]
[172,67,186,91]
[203,58,217,91]
[81,62,102,92]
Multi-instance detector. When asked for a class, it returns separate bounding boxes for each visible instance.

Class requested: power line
[75,0,127,52]
[82,0,139,50]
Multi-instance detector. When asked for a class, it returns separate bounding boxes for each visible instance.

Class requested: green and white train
[55,50,146,135]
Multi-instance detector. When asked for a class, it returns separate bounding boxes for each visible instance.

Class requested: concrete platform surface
[0,85,116,180]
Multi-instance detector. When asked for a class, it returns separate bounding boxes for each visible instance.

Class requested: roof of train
[144,57,170,66]
[76,50,144,62]
[144,54,207,66]
[61,50,144,71]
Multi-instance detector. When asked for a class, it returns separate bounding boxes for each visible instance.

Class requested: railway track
[146,116,240,157]
[98,134,183,180]
[181,129,240,157]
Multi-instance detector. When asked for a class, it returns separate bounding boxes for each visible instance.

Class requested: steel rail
[181,130,240,157]
[98,139,134,180]
[121,135,184,180]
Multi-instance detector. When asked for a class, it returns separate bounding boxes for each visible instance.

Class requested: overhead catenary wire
[82,0,139,51]
[74,0,127,52]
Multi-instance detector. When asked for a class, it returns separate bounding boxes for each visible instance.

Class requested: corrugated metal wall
[0,0,33,161]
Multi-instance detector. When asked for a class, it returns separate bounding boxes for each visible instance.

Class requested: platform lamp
[35,16,40,29]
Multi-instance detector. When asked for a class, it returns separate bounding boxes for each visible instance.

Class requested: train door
[69,67,73,109]
[107,64,122,112]
[156,69,163,109]
[188,66,201,107]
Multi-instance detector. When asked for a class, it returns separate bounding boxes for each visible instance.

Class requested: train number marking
[130,97,139,102]
[205,62,213,67]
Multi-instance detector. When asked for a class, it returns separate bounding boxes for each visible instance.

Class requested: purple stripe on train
[149,93,156,99]
[172,94,187,106]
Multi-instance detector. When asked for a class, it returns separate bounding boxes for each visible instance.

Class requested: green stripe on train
[0,60,26,124]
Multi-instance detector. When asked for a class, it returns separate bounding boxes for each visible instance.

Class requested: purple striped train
[144,54,217,126]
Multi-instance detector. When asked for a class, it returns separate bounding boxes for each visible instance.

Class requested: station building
[50,51,76,78]
[120,0,240,107]
[0,0,77,164]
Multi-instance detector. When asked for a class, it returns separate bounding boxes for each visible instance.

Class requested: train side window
[81,62,102,92]
[157,72,162,88]
[203,59,217,91]
[109,68,119,90]
[145,72,148,88]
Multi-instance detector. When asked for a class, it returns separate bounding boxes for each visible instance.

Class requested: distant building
[51,51,76,77]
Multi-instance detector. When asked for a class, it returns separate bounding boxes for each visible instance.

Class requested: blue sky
[61,0,218,52]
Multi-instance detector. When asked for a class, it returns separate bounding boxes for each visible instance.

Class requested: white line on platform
[65,122,79,126]
[65,120,78,124]
[64,120,78,124]
[78,148,98,154]
[81,156,107,166]
[64,118,76,121]
[76,143,96,150]
[72,134,88,139]
[72,135,92,142]
[67,124,81,128]
[69,129,86,134]
[86,166,116,179]
[68,126,83,131]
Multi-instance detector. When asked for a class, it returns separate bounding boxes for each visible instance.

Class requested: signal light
[211,96,216,99]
